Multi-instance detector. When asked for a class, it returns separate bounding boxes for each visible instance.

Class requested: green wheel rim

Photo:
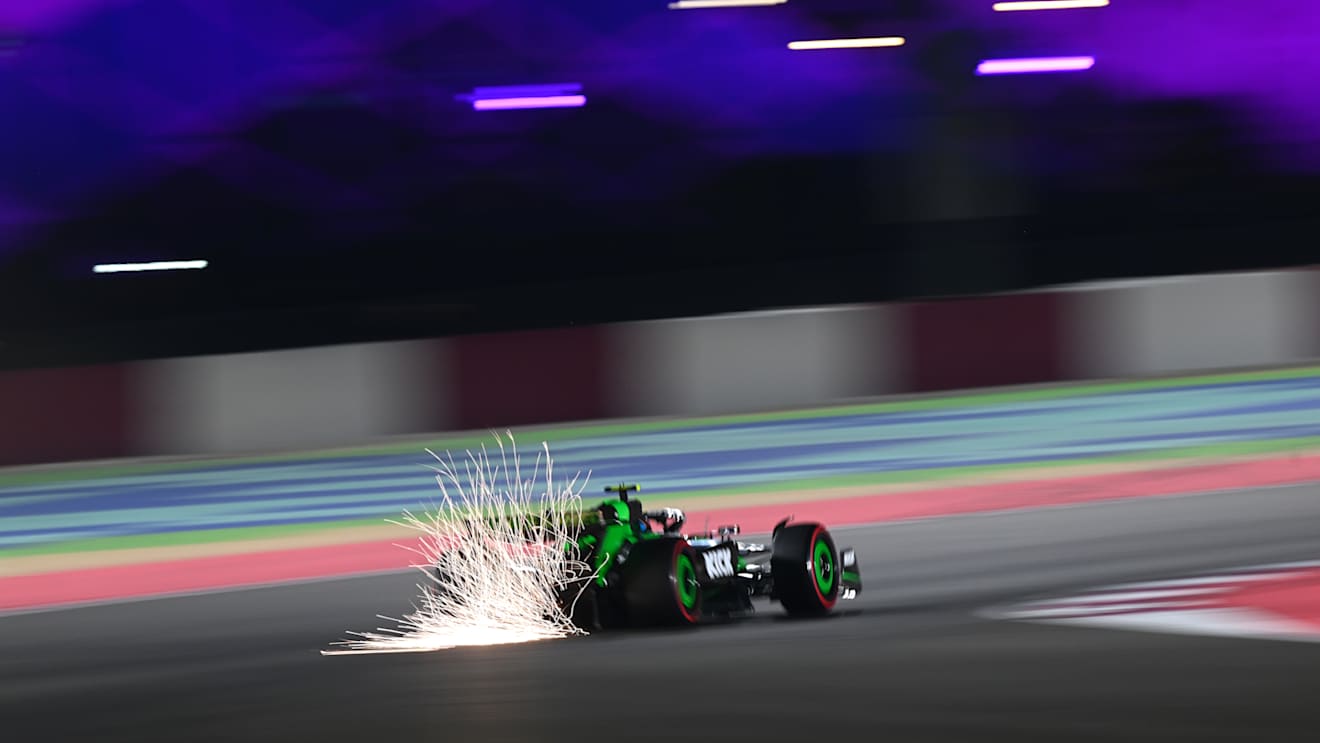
[676,553,699,609]
[812,538,836,595]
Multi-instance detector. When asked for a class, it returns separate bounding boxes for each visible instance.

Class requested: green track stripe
[0,518,395,559]
[5,434,1317,561]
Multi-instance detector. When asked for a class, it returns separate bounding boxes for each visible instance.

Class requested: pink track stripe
[0,540,413,612]
[5,453,1320,612]
[678,454,1320,535]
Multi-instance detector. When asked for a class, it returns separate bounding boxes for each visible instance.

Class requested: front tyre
[622,538,702,626]
[771,523,840,616]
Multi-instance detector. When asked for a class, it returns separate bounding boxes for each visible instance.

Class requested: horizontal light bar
[457,83,586,111]
[471,95,586,111]
[93,260,209,274]
[787,37,906,51]
[993,0,1109,11]
[668,0,787,9]
[976,56,1095,75]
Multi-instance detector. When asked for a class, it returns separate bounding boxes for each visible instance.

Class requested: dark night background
[6,9,1320,742]
[2,0,1318,368]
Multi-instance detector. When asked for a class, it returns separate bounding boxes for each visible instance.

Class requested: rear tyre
[771,523,840,617]
[622,538,702,626]
[561,580,600,630]
[425,549,464,610]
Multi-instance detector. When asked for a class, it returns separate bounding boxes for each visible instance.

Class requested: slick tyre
[561,581,600,631]
[771,523,840,617]
[622,538,702,627]
[426,549,465,609]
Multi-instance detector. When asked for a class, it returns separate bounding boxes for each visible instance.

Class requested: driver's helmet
[598,500,648,533]
[597,501,627,525]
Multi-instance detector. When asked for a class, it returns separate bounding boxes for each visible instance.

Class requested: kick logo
[703,547,734,579]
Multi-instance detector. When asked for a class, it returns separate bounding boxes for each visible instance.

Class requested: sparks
[323,433,593,655]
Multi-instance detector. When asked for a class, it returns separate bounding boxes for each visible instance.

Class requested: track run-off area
[4,484,1320,742]
[6,368,1320,740]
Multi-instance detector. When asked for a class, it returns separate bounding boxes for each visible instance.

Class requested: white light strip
[976,56,1095,75]
[93,260,209,274]
[993,0,1109,11]
[788,37,906,51]
[668,0,787,9]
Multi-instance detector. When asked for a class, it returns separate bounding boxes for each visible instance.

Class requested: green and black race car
[559,484,862,629]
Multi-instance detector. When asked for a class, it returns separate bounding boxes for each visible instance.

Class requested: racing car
[558,484,862,629]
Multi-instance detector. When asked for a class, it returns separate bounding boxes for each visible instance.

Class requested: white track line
[1051,608,1320,644]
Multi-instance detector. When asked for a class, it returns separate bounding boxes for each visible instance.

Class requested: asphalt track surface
[5,485,1320,742]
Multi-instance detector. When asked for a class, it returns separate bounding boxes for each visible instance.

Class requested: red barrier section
[0,364,133,466]
[906,292,1066,392]
[450,326,610,429]
[0,268,1317,467]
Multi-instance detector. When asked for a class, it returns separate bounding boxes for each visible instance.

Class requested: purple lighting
[471,84,582,99]
[471,95,587,111]
[976,56,1096,75]
[457,83,586,111]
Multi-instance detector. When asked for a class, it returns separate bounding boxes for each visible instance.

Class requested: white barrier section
[606,305,903,417]
[109,267,1320,463]
[136,340,443,455]
[1065,271,1319,378]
